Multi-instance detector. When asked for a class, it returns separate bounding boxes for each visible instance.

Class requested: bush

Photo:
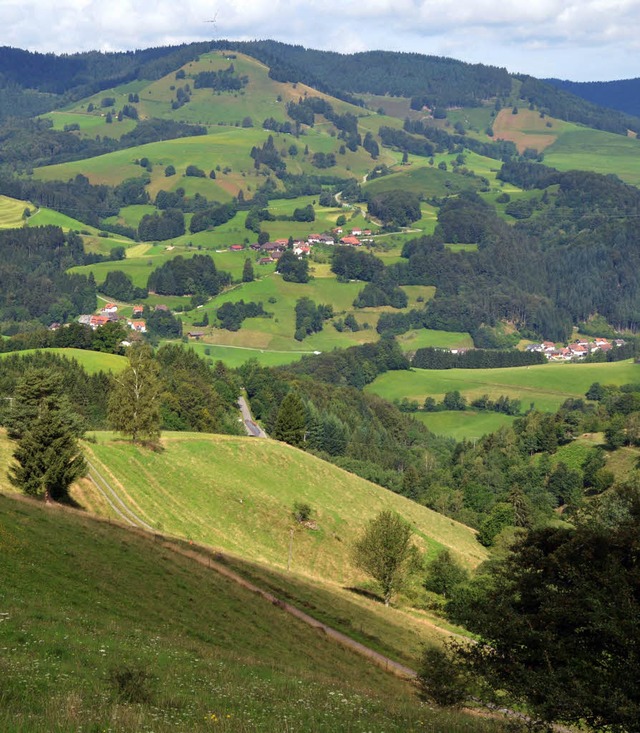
[292,501,313,523]
[417,647,468,708]
[108,665,153,704]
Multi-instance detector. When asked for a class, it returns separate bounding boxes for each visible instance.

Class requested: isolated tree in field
[352,510,414,606]
[242,257,254,283]
[7,369,86,503]
[108,344,162,444]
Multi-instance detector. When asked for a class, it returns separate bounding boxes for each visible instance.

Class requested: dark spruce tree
[6,369,86,503]
[272,392,306,448]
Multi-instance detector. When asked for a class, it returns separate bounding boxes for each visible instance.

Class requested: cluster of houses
[526,337,626,361]
[228,228,375,265]
[77,303,170,335]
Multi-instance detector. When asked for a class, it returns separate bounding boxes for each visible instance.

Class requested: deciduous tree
[108,344,162,444]
[352,510,414,605]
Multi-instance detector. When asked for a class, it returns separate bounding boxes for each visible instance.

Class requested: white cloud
[3,0,640,80]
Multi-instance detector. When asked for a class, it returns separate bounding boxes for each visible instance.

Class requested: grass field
[0,195,29,228]
[367,360,640,413]
[414,410,516,440]
[492,108,573,153]
[83,432,486,574]
[0,347,128,374]
[544,127,640,186]
[0,493,505,733]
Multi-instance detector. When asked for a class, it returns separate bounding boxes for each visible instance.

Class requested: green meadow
[367,360,640,414]
[0,348,127,374]
[414,410,516,440]
[181,341,310,368]
[0,195,29,228]
[364,161,481,199]
[83,432,486,576]
[544,128,640,186]
[0,493,506,733]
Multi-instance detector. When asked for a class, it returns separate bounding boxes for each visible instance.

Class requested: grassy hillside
[83,432,486,575]
[0,347,128,374]
[414,410,516,441]
[0,195,29,228]
[0,493,505,732]
[368,360,640,415]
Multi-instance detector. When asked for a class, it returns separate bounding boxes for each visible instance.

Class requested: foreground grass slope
[83,432,486,576]
[0,494,506,733]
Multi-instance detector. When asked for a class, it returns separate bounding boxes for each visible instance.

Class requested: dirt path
[168,542,416,680]
[83,454,415,678]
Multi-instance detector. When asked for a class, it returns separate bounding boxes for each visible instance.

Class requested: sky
[2,0,640,82]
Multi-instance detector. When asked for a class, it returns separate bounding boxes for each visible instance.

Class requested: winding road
[238,394,268,438]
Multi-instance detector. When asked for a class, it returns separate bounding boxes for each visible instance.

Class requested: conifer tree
[242,258,254,283]
[7,369,86,503]
[272,392,306,447]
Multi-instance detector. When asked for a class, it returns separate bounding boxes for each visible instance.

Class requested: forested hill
[2,39,639,135]
[0,43,213,120]
[213,41,640,135]
[546,76,640,119]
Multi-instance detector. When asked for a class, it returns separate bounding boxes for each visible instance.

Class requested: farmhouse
[132,305,144,316]
[127,319,147,333]
[261,241,286,253]
[340,236,361,246]
[101,303,118,314]
[89,315,110,329]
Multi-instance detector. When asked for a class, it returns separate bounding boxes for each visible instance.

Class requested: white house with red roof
[127,319,147,333]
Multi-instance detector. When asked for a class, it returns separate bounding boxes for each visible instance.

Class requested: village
[73,226,376,335]
[526,337,627,361]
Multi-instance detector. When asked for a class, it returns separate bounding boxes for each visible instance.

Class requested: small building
[229,244,244,251]
[90,315,110,330]
[261,241,286,253]
[127,319,147,333]
[132,305,144,316]
[258,256,274,265]
[102,303,118,314]
[340,236,361,246]
[155,304,169,312]
[187,331,205,340]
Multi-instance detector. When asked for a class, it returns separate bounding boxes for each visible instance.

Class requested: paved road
[238,395,268,438]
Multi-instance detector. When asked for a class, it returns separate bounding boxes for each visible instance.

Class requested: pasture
[544,127,640,186]
[84,432,487,576]
[0,195,29,228]
[367,359,640,413]
[0,348,128,374]
[413,410,516,440]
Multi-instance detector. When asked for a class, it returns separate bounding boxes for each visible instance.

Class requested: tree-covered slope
[546,76,640,119]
